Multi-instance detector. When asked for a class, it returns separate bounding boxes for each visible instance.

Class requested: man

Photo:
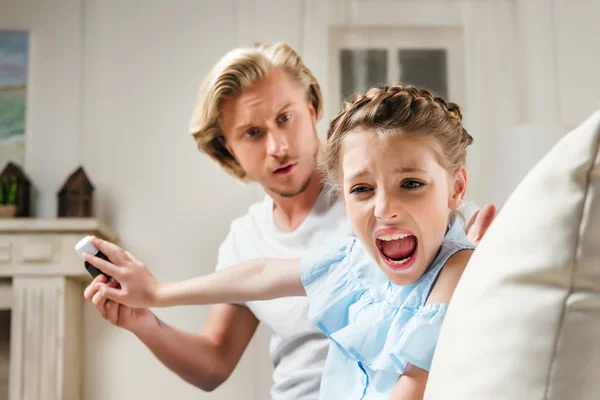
[84,42,496,399]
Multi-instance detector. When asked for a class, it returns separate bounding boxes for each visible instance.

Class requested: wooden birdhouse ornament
[58,166,94,217]
[0,162,32,217]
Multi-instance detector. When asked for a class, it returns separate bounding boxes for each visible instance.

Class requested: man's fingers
[480,204,497,225]
[84,274,106,300]
[92,290,108,318]
[96,283,126,303]
[104,300,120,325]
[107,277,120,289]
[125,250,143,265]
[87,276,122,324]
[90,236,130,263]
[83,252,123,279]
[468,204,497,245]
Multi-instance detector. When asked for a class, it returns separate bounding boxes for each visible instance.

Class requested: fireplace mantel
[0,218,117,400]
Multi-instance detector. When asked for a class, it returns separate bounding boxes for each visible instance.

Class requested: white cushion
[425,109,600,400]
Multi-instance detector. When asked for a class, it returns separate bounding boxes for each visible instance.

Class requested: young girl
[85,84,475,399]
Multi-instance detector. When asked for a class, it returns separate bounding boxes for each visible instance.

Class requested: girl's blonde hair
[188,43,323,180]
[322,84,473,188]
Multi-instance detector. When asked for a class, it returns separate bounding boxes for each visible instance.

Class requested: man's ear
[217,136,237,161]
[448,166,468,210]
[308,102,317,125]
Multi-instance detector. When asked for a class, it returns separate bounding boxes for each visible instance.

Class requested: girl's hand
[82,236,160,308]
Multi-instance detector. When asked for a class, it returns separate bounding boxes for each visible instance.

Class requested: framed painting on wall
[0,31,28,170]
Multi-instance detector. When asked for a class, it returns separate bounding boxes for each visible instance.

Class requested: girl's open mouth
[375,231,418,270]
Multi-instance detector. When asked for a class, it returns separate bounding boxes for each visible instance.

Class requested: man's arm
[135,303,259,391]
[85,275,259,392]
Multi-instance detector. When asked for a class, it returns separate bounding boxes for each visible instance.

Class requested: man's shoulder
[227,195,271,234]
[215,195,271,271]
[219,195,271,251]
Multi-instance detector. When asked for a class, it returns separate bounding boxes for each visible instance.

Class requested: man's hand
[466,204,497,246]
[82,236,160,309]
[83,274,155,332]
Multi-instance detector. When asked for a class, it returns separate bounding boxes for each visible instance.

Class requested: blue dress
[300,219,474,399]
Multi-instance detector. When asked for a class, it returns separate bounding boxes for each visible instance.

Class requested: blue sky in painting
[0,32,29,87]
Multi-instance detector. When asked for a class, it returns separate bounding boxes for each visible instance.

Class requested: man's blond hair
[188,43,323,180]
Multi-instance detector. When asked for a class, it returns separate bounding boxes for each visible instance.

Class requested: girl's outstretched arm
[84,236,304,308]
[157,258,304,307]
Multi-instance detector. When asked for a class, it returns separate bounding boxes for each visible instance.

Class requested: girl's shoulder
[426,248,473,305]
[394,218,476,309]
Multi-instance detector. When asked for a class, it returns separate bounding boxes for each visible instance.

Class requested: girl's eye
[401,180,424,189]
[350,186,372,194]
[278,113,292,123]
[245,128,261,138]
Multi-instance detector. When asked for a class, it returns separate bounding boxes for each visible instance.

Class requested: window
[396,49,448,98]
[340,49,388,101]
[330,27,464,111]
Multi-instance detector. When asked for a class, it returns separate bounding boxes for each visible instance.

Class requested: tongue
[380,236,417,260]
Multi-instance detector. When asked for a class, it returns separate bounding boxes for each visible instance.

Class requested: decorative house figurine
[57,166,94,217]
[0,162,32,217]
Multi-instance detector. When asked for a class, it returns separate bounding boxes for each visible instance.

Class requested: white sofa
[425,110,600,399]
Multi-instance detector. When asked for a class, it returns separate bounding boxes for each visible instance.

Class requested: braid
[322,84,473,187]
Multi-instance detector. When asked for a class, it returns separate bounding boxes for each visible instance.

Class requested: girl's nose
[374,193,399,221]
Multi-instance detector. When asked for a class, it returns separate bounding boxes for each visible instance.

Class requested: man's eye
[402,180,424,189]
[246,128,261,138]
[350,186,372,194]
[278,113,292,123]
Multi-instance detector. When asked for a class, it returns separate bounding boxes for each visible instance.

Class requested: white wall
[1,0,599,399]
[554,0,600,127]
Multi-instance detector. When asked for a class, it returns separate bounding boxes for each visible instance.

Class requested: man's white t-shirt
[216,190,353,400]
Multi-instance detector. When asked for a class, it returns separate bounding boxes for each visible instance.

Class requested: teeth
[378,233,410,241]
[389,256,411,265]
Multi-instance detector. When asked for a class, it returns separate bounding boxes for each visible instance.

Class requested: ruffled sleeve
[300,236,368,338]
[325,299,449,374]
[387,303,448,372]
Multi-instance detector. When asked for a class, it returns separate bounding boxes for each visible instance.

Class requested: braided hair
[321,84,473,188]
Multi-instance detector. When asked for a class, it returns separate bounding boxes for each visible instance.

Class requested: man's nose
[266,129,289,157]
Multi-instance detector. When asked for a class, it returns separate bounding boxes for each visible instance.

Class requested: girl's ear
[448,166,468,210]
